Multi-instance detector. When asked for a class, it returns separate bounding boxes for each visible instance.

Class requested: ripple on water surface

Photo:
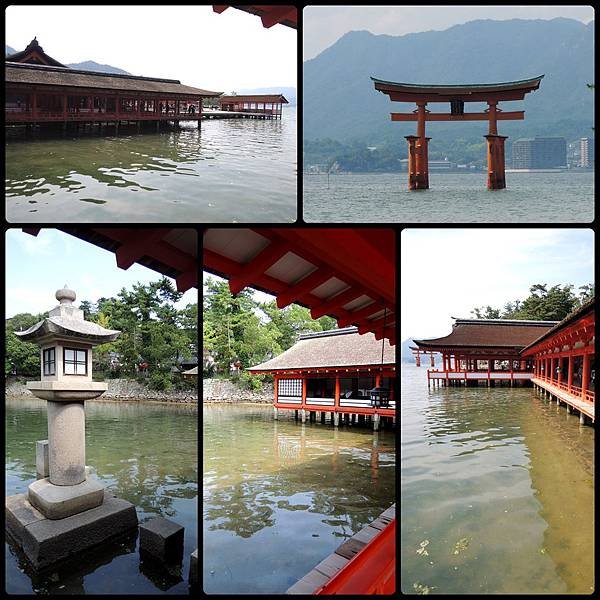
[401,365,594,594]
[6,110,296,223]
[304,171,594,223]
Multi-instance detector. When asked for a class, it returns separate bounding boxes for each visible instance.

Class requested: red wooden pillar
[557,357,563,385]
[334,375,340,410]
[62,94,67,120]
[485,134,508,190]
[581,353,590,400]
[273,375,278,405]
[430,353,435,367]
[301,377,307,408]
[567,351,574,391]
[405,135,419,190]
[32,91,38,120]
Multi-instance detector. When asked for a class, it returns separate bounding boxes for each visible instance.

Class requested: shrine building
[248,327,396,428]
[218,94,288,119]
[413,300,595,423]
[372,75,543,190]
[5,38,221,130]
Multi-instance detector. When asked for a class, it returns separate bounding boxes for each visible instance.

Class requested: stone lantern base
[5,491,138,570]
[28,477,105,520]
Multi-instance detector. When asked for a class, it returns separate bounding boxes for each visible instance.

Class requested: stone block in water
[36,440,49,478]
[189,548,198,586]
[139,517,184,563]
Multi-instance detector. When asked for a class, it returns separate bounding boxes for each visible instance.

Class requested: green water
[6,107,296,223]
[203,404,396,594]
[401,365,594,594]
[5,396,198,594]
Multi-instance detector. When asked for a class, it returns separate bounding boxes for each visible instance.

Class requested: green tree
[5,312,44,376]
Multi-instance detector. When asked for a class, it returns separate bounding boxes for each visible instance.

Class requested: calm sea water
[203,404,395,594]
[5,397,198,595]
[401,364,594,594]
[303,171,594,223]
[6,108,296,223]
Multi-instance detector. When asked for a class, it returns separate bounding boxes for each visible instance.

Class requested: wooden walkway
[287,504,395,594]
[532,377,595,422]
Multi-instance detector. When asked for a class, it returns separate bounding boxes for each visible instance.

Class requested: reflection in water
[203,405,395,594]
[5,397,197,595]
[401,365,594,594]
[6,108,296,223]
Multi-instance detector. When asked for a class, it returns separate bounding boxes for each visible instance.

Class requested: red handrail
[315,519,395,595]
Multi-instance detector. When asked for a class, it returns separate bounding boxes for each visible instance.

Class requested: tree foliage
[6,278,197,391]
[203,277,337,375]
[471,283,594,321]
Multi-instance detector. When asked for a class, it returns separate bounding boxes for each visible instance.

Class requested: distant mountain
[6,45,16,55]
[304,18,594,146]
[67,61,131,75]
[237,86,296,106]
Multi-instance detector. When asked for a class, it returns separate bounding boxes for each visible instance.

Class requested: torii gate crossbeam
[372,75,544,190]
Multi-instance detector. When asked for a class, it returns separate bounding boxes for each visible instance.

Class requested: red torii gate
[372,75,544,190]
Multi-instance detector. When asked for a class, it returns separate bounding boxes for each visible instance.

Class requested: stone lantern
[15,286,120,519]
[7,286,138,570]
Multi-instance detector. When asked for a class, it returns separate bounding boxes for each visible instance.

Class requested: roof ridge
[5,61,182,84]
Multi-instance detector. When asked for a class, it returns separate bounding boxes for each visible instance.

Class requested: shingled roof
[6,62,221,97]
[248,327,395,372]
[413,319,558,350]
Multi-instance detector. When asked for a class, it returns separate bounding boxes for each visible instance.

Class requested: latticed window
[278,378,302,397]
[43,347,56,376]
[64,348,87,375]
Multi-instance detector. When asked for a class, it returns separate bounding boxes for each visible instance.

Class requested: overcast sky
[303,5,595,60]
[6,5,296,91]
[401,229,594,342]
[6,229,197,318]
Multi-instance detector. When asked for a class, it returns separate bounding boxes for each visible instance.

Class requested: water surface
[5,397,198,595]
[304,171,594,223]
[401,364,594,594]
[6,108,296,223]
[203,404,395,594]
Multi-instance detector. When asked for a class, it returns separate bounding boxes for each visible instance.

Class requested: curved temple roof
[372,75,544,102]
[6,62,222,97]
[413,318,557,350]
[16,317,120,344]
[248,328,395,372]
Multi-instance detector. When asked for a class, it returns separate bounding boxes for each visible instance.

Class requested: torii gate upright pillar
[485,101,507,190]
[405,101,430,190]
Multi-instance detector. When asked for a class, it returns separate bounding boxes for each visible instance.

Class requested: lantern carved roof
[15,286,120,344]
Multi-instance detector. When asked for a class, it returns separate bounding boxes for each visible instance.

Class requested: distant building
[580,137,594,167]
[399,158,456,171]
[511,137,567,169]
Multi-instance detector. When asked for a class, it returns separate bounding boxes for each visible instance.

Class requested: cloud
[400,228,594,340]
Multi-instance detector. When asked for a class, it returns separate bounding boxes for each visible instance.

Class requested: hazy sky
[303,5,595,60]
[6,5,296,91]
[6,229,197,318]
[401,229,594,341]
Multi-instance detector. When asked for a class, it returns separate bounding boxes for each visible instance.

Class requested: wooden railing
[535,376,594,404]
[315,519,395,595]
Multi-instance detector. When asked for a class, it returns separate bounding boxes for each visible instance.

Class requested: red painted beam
[316,519,396,595]
[310,287,364,320]
[276,267,334,309]
[22,228,41,236]
[115,228,171,270]
[175,269,198,293]
[212,5,228,14]
[338,301,385,328]
[229,240,289,295]
[391,110,525,122]
[259,6,296,28]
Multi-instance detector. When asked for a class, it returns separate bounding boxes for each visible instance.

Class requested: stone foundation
[6,491,138,569]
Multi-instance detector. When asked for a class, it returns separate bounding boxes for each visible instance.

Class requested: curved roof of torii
[372,75,544,102]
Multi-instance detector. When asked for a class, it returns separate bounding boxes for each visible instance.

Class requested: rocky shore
[5,377,197,403]
[202,378,272,403]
